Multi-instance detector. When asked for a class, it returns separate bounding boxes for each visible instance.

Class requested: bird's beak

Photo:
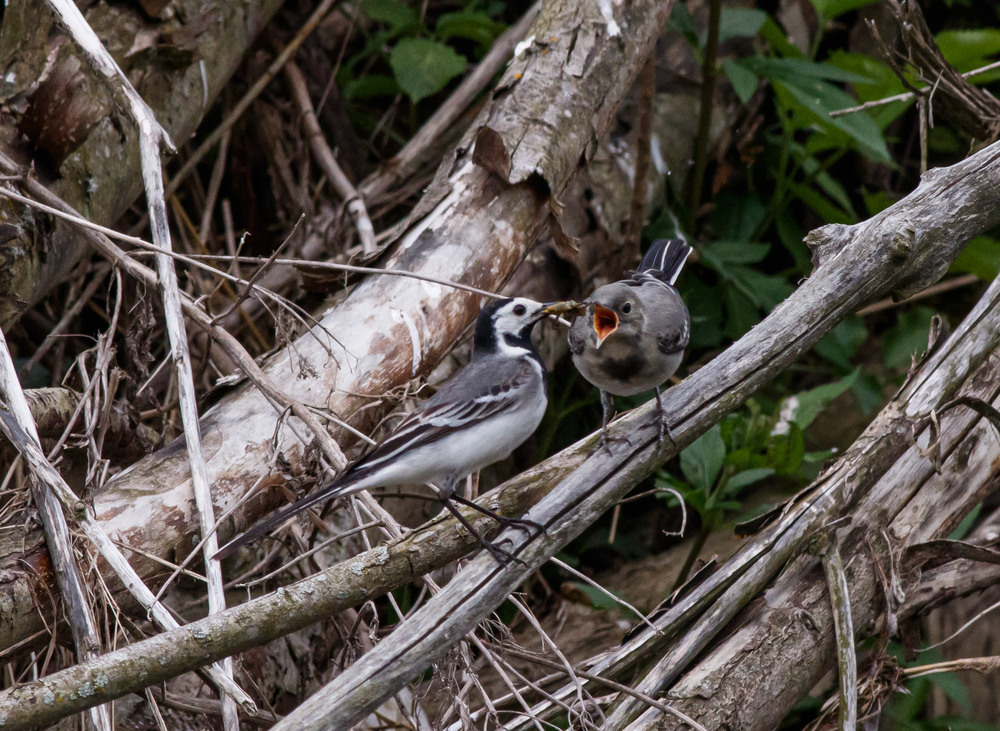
[592,304,618,348]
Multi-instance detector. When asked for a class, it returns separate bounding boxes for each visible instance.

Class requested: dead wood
[266,138,1000,729]
[7,122,993,731]
[623,276,1000,729]
[0,0,682,658]
[20,386,158,462]
[0,0,285,327]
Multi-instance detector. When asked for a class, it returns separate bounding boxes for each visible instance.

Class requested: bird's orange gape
[593,304,619,348]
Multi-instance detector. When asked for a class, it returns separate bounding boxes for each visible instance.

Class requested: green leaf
[773,78,891,163]
[883,306,935,369]
[789,144,857,217]
[936,29,1000,74]
[724,58,759,104]
[826,51,910,128]
[680,424,726,491]
[343,74,398,101]
[950,235,1000,280]
[361,0,416,32]
[710,192,767,242]
[722,287,760,340]
[808,0,879,20]
[851,372,884,415]
[703,241,770,265]
[390,38,467,102]
[682,278,724,349]
[814,317,867,371]
[774,210,812,272]
[780,369,860,431]
[436,11,506,46]
[768,422,805,475]
[722,264,795,310]
[948,502,981,541]
[667,3,699,47]
[759,17,804,59]
[718,8,767,43]
[725,467,775,492]
[743,56,874,85]
[785,179,854,225]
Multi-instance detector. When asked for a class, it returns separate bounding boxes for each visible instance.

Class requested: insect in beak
[593,304,618,348]
[538,300,584,327]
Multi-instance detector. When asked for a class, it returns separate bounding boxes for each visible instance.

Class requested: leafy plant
[657,371,857,584]
[343,0,508,107]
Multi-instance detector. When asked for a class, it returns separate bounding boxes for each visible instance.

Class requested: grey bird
[215,297,576,564]
[569,238,692,442]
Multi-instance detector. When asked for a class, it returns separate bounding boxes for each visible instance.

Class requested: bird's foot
[448,494,546,538]
[657,416,677,447]
[478,537,527,567]
[654,387,676,448]
[596,424,615,454]
[490,513,546,538]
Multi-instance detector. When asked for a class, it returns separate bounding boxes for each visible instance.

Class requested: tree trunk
[0,0,284,326]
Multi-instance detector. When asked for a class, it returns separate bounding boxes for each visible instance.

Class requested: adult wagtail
[569,238,692,442]
[215,297,576,564]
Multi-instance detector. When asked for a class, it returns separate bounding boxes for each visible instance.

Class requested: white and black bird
[569,238,692,442]
[215,297,576,564]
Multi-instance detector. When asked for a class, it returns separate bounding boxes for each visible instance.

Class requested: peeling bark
[0,0,690,654]
[0,0,285,326]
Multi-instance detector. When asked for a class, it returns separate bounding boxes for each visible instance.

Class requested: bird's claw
[492,513,546,539]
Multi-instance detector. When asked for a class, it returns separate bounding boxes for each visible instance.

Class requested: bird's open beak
[592,304,618,348]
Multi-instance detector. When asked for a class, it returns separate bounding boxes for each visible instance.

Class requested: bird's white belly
[355,393,547,491]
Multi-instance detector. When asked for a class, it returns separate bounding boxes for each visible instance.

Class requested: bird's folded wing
[354,365,535,475]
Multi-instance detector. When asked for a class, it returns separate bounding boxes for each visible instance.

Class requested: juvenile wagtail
[569,238,692,442]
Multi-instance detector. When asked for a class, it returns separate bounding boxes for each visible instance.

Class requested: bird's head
[475,298,580,353]
[587,285,642,349]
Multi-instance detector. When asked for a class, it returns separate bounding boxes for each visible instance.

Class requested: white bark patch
[596,0,621,36]
[391,307,422,376]
[514,35,536,57]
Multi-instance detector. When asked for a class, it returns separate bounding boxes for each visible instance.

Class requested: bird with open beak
[568,238,692,443]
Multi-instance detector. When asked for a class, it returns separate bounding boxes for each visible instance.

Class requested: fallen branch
[0,0,689,654]
[0,0,286,325]
[0,328,112,730]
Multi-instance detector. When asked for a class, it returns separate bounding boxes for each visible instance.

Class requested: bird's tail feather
[213,476,361,560]
[639,238,692,285]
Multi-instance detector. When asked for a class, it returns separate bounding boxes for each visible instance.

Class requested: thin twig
[198,128,232,246]
[830,57,1000,118]
[18,262,111,377]
[52,2,242,722]
[164,0,340,201]
[0,170,261,716]
[821,541,857,731]
[856,274,979,315]
[495,645,709,731]
[284,61,376,255]
[186,253,505,299]
[624,55,655,262]
[0,330,113,731]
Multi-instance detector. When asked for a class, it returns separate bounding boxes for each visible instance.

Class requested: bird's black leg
[599,390,616,449]
[654,386,676,447]
[449,494,546,538]
[440,498,526,567]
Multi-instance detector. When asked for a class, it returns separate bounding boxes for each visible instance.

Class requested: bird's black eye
[512,303,527,316]
[622,302,633,314]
